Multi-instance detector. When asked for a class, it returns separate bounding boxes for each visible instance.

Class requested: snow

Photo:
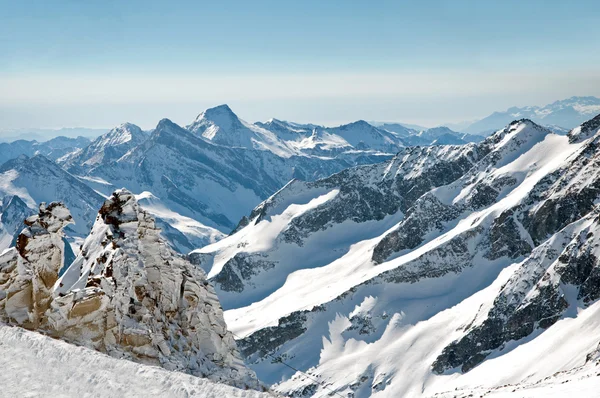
[200,188,340,279]
[274,260,600,397]
[135,191,225,248]
[188,104,298,158]
[223,131,584,339]
[187,119,600,396]
[0,325,271,398]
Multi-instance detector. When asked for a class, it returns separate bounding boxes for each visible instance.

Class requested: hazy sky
[1,0,600,130]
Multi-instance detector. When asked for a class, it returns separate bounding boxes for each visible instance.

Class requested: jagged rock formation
[0,191,258,389]
[0,202,73,328]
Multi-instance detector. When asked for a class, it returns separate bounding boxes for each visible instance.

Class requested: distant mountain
[371,121,428,131]
[74,117,387,234]
[0,127,106,142]
[0,154,104,238]
[325,120,404,153]
[465,96,600,134]
[188,105,297,157]
[377,124,484,146]
[61,123,149,172]
[256,118,406,155]
[0,136,90,165]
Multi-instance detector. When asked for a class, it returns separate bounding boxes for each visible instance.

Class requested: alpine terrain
[191,113,600,396]
[2,102,600,397]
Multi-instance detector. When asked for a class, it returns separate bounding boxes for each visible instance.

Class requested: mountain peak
[190,104,242,133]
[156,118,179,131]
[568,113,600,143]
[341,120,373,129]
[98,188,139,226]
[205,103,235,114]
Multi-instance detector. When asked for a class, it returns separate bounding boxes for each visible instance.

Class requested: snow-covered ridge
[0,154,105,238]
[188,104,297,158]
[189,116,600,396]
[61,122,149,171]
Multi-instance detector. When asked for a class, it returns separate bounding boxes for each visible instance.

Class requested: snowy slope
[135,191,225,252]
[190,115,600,396]
[0,325,271,398]
[190,142,485,309]
[0,154,104,237]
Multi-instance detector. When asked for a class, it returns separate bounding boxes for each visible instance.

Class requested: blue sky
[1,0,600,129]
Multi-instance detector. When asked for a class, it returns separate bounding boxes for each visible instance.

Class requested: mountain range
[2,98,600,396]
[463,96,600,134]
[0,104,479,253]
[190,113,600,396]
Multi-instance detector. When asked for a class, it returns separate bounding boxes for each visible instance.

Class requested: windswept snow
[223,130,583,338]
[0,325,271,398]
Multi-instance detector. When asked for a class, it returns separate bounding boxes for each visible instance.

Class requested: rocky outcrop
[0,190,259,389]
[0,202,73,328]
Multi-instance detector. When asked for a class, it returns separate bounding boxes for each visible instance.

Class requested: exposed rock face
[0,202,73,329]
[0,191,259,389]
[432,209,600,374]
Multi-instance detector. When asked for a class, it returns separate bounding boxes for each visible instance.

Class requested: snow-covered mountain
[0,195,31,250]
[0,135,90,165]
[378,123,485,146]
[191,114,600,396]
[61,122,149,172]
[188,104,297,157]
[73,117,390,234]
[0,190,259,389]
[189,105,407,157]
[0,106,402,254]
[465,96,600,134]
[0,154,104,238]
